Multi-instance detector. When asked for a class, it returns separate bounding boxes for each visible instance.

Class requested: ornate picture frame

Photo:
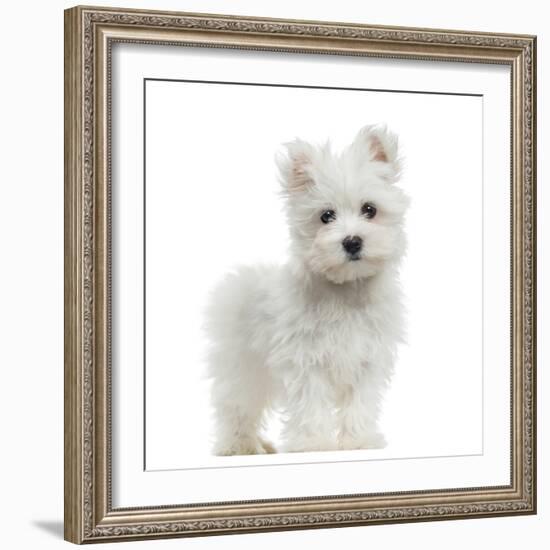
[64,5,536,543]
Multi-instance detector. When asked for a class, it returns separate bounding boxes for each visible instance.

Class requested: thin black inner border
[143,77,485,473]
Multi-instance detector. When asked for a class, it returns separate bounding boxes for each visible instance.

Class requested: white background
[113,31,510,507]
[0,0,545,549]
[144,73,484,470]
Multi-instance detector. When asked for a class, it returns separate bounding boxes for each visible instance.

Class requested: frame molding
[64,5,536,543]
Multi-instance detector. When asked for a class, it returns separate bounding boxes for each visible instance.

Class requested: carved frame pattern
[64,5,536,544]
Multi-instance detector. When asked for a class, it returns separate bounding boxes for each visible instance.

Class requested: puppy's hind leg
[209,347,274,456]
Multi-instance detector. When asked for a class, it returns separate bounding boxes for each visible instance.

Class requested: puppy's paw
[340,432,387,450]
[213,436,271,456]
[259,437,277,454]
[281,436,339,454]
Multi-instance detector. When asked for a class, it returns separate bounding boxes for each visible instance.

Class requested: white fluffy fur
[204,125,409,455]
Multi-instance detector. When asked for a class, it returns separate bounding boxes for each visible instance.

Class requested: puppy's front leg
[280,367,339,453]
[338,366,388,450]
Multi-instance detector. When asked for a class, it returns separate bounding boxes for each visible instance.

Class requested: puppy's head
[276,125,409,284]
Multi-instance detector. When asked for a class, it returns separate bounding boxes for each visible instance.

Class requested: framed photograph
[64,5,537,543]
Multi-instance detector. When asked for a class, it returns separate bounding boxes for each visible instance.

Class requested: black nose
[342,236,363,255]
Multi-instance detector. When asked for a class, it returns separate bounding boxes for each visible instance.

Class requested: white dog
[204,125,409,455]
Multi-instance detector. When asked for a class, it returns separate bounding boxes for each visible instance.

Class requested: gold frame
[64,5,537,544]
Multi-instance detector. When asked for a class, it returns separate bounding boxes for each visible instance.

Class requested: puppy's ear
[353,125,402,181]
[275,139,316,192]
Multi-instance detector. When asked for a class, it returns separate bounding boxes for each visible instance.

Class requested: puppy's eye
[320,209,336,224]
[361,202,377,219]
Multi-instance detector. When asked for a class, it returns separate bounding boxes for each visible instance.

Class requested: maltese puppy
[205,125,409,455]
